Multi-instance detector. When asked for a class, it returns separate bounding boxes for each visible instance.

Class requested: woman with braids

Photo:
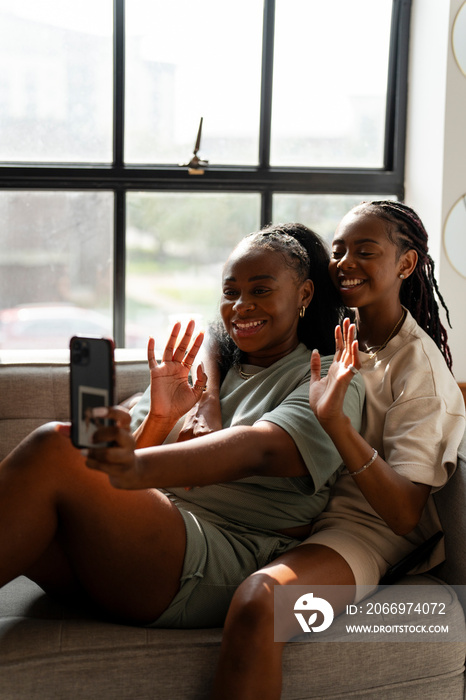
[208,201,466,699]
[0,224,364,629]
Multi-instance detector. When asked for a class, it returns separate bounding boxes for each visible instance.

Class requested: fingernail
[92,407,108,418]
[80,449,89,457]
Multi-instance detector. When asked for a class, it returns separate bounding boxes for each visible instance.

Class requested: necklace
[238,367,256,380]
[364,308,406,359]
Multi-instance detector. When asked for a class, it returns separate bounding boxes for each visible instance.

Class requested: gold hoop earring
[299,306,306,318]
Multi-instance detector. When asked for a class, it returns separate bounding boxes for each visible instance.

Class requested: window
[0,0,411,353]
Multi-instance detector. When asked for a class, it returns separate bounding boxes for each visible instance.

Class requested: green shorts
[150,504,299,629]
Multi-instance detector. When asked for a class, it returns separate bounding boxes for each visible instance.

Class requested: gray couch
[0,360,465,700]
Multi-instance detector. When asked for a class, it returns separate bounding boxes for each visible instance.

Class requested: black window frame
[0,0,412,348]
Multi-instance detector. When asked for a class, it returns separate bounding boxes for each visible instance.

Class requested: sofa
[0,358,465,700]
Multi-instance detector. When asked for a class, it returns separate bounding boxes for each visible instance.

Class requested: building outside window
[0,0,410,354]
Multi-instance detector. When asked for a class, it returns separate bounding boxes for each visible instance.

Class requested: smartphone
[69,336,115,449]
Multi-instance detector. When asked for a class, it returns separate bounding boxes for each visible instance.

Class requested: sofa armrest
[434,430,466,593]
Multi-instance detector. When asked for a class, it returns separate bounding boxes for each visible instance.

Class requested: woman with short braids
[209,201,465,699]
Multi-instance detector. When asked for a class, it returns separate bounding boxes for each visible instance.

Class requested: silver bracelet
[350,448,378,476]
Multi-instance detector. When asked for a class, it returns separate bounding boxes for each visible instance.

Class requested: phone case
[69,336,115,449]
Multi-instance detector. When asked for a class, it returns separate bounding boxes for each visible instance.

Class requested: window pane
[126,193,260,351]
[125,1,263,165]
[0,192,113,350]
[273,194,395,246]
[0,1,113,163]
[271,0,392,167]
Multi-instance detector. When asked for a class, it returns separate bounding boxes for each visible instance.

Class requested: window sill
[0,348,147,365]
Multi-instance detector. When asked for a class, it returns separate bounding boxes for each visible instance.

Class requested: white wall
[405,0,466,381]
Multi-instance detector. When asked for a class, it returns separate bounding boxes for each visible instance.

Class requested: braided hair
[354,200,453,370]
[213,222,345,373]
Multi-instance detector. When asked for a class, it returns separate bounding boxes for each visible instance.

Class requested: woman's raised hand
[147,320,208,424]
[309,318,360,431]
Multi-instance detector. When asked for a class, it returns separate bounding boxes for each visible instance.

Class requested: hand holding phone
[70,336,115,449]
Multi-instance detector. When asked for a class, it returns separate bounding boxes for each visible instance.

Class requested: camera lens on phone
[71,339,89,365]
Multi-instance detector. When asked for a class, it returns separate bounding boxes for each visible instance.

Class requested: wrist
[318,413,352,439]
[199,389,219,405]
[147,412,179,432]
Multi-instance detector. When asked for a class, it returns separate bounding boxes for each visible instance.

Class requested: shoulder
[394,314,450,378]
[382,313,463,408]
[366,310,444,378]
[269,343,313,384]
[221,344,313,417]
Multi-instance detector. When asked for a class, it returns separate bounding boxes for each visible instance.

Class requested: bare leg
[210,544,356,700]
[0,423,187,623]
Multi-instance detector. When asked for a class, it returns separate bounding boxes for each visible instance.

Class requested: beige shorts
[300,522,389,603]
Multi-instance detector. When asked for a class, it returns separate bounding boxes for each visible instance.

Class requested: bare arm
[309,320,430,536]
[178,327,223,441]
[84,408,308,490]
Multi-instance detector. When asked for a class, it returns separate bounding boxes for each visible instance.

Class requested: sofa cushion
[0,576,464,700]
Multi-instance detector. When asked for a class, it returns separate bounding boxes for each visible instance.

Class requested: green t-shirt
[131,343,365,533]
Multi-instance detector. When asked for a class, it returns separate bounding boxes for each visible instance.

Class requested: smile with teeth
[233,320,265,330]
[340,278,365,288]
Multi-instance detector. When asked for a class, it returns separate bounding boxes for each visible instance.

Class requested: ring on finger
[348,364,359,375]
[183,361,193,369]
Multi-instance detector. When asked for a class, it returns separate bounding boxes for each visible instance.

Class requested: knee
[224,573,275,639]
[17,422,75,464]
[31,422,66,448]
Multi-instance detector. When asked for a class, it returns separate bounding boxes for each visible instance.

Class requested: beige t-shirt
[312,309,466,570]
